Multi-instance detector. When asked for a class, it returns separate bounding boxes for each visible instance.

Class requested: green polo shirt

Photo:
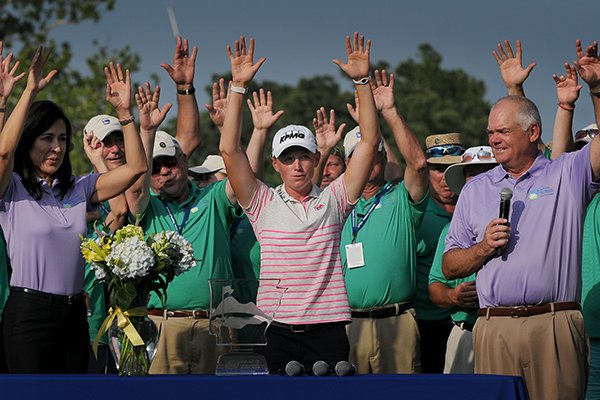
[428,223,477,326]
[142,180,239,310]
[414,198,453,321]
[341,182,428,309]
[230,215,261,302]
[84,201,111,345]
[582,194,600,338]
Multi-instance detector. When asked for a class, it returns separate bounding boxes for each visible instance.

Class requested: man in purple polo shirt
[442,95,600,400]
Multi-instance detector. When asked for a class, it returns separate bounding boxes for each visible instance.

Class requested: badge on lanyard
[345,242,365,269]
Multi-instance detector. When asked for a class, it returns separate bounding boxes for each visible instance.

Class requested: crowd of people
[0,34,599,400]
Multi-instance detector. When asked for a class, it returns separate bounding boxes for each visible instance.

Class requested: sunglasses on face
[426,144,465,158]
[461,148,494,163]
[575,128,598,142]
[152,156,179,175]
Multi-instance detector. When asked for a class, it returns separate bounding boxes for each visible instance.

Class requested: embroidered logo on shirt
[63,203,72,208]
[528,186,554,200]
[191,206,199,213]
[314,202,325,211]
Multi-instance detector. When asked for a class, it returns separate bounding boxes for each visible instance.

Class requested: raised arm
[205,78,229,133]
[347,89,403,183]
[0,46,56,198]
[220,36,266,208]
[492,39,536,97]
[332,32,381,203]
[247,88,284,178]
[161,36,199,157]
[575,39,600,180]
[312,107,345,186]
[550,63,581,158]
[126,82,172,216]
[373,69,427,202]
[91,63,147,204]
[0,42,25,127]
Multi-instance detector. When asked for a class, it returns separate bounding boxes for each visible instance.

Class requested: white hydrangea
[153,231,196,275]
[91,262,107,280]
[106,236,155,279]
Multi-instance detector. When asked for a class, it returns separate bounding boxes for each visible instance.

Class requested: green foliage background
[1,0,489,186]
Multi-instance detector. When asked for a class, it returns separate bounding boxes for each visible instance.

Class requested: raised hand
[104,62,131,112]
[25,46,57,93]
[83,133,108,172]
[492,40,535,93]
[0,42,25,100]
[346,90,360,123]
[372,69,395,112]
[332,32,371,80]
[313,107,346,152]
[161,36,198,86]
[574,40,600,90]
[247,88,284,131]
[553,63,581,108]
[226,36,266,86]
[135,82,172,132]
[205,78,229,129]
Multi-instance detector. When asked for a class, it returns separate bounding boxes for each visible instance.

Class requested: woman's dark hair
[14,100,74,200]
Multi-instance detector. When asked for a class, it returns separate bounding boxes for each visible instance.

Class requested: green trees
[1,1,490,180]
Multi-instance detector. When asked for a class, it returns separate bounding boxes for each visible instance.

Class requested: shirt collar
[491,151,547,184]
[276,183,321,203]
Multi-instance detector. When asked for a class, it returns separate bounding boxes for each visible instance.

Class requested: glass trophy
[209,278,284,376]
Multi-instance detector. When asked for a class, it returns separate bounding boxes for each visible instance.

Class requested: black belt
[148,309,208,319]
[453,321,474,332]
[351,302,413,319]
[270,321,345,333]
[477,301,581,318]
[10,286,84,305]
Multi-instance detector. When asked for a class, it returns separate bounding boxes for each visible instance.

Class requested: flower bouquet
[81,224,196,375]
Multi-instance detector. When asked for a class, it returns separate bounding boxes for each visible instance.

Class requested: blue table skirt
[0,373,527,400]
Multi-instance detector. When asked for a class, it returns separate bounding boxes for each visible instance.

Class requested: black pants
[87,345,117,374]
[417,318,454,373]
[2,288,90,373]
[256,322,349,374]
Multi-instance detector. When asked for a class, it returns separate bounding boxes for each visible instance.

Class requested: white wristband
[352,76,370,85]
[231,85,248,95]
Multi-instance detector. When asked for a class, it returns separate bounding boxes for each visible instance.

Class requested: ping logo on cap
[280,130,305,143]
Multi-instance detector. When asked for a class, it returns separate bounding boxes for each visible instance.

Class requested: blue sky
[49,0,600,143]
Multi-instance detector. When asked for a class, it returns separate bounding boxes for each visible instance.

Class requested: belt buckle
[192,310,202,319]
[510,306,527,318]
[166,310,175,318]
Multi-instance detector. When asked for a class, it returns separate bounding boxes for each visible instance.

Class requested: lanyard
[351,182,392,242]
[98,202,110,216]
[162,200,193,234]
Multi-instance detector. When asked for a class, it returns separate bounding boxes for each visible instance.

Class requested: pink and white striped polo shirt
[244,176,353,325]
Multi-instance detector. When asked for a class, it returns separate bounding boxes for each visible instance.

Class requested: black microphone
[285,360,305,376]
[496,187,513,256]
[334,360,356,376]
[312,360,332,376]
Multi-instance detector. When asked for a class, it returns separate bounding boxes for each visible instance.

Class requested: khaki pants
[346,308,420,374]
[148,315,227,374]
[474,310,589,400]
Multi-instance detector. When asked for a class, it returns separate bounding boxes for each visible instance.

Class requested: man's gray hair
[492,95,542,132]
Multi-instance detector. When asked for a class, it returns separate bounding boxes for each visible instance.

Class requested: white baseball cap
[152,130,181,159]
[444,146,498,194]
[343,126,384,159]
[189,155,226,175]
[272,125,317,158]
[83,114,122,141]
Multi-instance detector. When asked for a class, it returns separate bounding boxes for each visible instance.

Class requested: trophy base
[215,350,269,376]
